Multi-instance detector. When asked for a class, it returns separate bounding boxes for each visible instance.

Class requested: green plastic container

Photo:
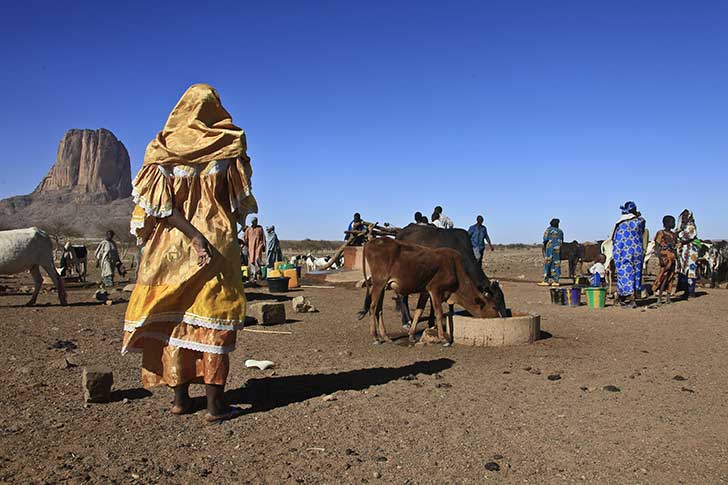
[585,287,606,308]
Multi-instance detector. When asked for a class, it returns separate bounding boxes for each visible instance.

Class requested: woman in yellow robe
[122,84,257,421]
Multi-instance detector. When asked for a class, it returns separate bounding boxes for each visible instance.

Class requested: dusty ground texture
[0,248,727,484]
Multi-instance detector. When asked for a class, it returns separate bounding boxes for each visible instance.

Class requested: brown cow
[358,238,502,345]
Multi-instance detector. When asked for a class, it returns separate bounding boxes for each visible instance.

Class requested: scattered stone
[375,456,387,463]
[247,302,286,325]
[292,296,318,313]
[338,350,352,357]
[436,382,452,389]
[603,385,621,393]
[528,367,542,375]
[345,448,357,456]
[322,394,337,402]
[547,373,561,381]
[517,274,526,280]
[485,462,501,472]
[418,327,441,345]
[82,366,113,403]
[492,454,504,460]
[19,286,32,294]
[681,387,695,393]
[18,366,32,375]
[672,375,687,381]
[373,471,382,479]
[400,374,417,381]
[49,340,77,351]
[105,300,114,306]
[94,290,108,302]
[55,357,78,369]
[122,284,136,292]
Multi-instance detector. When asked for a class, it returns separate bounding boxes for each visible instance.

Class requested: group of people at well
[540,202,703,307]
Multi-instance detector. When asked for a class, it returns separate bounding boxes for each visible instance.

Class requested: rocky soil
[0,250,727,484]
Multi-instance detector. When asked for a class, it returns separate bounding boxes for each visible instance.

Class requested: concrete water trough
[452,311,540,347]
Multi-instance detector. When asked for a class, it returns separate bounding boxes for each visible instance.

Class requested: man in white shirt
[588,255,607,286]
[434,206,453,229]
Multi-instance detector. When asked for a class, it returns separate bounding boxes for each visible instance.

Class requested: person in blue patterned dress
[539,218,564,287]
[611,201,646,308]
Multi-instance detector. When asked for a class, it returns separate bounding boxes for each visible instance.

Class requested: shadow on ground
[246,291,294,303]
[110,388,153,402]
[225,358,455,414]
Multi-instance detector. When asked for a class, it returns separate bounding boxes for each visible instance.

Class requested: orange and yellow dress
[122,84,257,388]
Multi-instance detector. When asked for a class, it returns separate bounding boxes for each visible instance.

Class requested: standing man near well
[539,218,564,287]
[467,215,494,266]
[244,217,266,279]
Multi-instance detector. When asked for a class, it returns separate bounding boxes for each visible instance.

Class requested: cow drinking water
[394,223,507,325]
[358,238,502,345]
[0,228,67,306]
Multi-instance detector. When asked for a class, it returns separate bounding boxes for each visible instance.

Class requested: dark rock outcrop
[35,129,132,200]
[0,129,135,238]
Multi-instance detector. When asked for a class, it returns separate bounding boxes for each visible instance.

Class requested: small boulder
[248,302,286,325]
[82,366,113,403]
[417,327,441,345]
[292,296,317,313]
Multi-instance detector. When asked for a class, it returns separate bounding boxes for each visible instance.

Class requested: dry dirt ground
[0,248,727,484]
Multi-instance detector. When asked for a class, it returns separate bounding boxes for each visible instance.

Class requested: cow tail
[357,244,371,320]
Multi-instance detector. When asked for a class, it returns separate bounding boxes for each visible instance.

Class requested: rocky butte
[0,129,135,237]
[35,128,132,201]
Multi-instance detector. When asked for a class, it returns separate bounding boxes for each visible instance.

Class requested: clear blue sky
[1,1,726,242]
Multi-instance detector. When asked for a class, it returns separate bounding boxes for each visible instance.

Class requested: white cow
[0,228,67,306]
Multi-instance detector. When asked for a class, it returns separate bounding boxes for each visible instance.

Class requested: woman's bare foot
[205,384,242,422]
[171,383,192,415]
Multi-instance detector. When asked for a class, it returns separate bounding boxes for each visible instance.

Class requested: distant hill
[0,129,135,240]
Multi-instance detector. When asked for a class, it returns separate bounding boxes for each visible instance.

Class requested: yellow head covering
[144,84,248,166]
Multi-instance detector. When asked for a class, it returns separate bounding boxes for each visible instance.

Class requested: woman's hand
[163,209,213,267]
[192,235,213,267]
